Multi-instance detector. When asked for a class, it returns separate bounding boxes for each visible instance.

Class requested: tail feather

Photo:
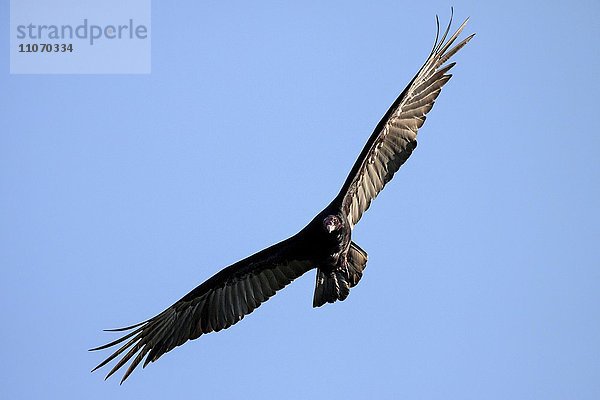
[313,241,368,308]
[346,241,368,287]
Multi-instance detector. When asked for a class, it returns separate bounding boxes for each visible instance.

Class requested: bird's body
[92,13,474,383]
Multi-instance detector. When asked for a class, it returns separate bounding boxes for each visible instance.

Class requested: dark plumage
[91,13,474,383]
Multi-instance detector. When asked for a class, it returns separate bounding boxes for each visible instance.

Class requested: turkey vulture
[91,14,474,383]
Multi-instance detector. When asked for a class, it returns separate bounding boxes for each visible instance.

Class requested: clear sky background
[1,1,599,399]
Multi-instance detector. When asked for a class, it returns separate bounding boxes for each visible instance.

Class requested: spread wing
[90,235,313,383]
[337,15,474,228]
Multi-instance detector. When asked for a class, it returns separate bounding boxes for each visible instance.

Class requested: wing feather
[335,15,474,227]
[90,236,312,383]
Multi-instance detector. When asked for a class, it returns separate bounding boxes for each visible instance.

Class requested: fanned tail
[313,242,368,307]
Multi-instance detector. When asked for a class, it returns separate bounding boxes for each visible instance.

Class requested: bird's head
[322,215,342,234]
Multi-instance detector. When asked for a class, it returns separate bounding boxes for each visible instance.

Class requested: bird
[91,13,474,384]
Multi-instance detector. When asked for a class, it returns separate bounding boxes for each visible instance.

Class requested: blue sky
[1,1,599,399]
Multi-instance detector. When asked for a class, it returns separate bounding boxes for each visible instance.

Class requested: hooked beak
[326,223,336,233]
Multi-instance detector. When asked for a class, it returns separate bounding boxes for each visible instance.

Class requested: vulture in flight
[92,14,474,383]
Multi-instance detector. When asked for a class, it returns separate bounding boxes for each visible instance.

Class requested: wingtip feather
[103,320,147,332]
